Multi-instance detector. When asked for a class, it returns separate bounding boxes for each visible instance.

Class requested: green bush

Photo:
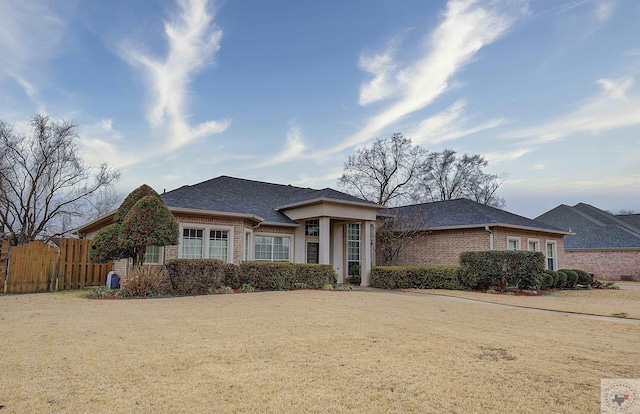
[294,264,338,288]
[459,251,545,291]
[165,259,227,294]
[223,263,242,289]
[370,266,464,290]
[560,269,578,288]
[574,269,592,285]
[237,262,336,291]
[539,272,554,290]
[543,270,558,289]
[556,271,567,289]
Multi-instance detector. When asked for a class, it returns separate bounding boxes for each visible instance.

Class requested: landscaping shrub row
[543,269,592,289]
[165,259,337,295]
[459,251,545,291]
[370,266,465,290]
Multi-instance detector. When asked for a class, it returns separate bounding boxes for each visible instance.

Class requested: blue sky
[1,0,639,218]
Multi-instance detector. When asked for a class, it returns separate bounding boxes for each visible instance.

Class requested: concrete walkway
[355,286,640,324]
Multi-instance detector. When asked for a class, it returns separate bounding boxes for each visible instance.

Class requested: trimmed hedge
[556,271,567,289]
[560,269,578,288]
[539,271,554,290]
[574,269,592,285]
[543,270,559,289]
[165,259,228,294]
[165,260,337,293]
[459,251,545,291]
[239,262,337,290]
[370,266,464,290]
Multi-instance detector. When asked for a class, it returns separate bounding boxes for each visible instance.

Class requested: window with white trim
[144,245,162,264]
[182,229,203,259]
[209,230,229,262]
[305,219,319,237]
[347,223,361,273]
[507,237,520,251]
[527,239,540,252]
[546,241,557,270]
[254,235,291,261]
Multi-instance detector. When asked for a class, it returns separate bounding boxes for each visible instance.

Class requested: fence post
[1,241,9,294]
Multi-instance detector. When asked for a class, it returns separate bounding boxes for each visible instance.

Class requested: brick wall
[491,228,565,269]
[564,249,640,280]
[394,226,567,268]
[395,228,489,266]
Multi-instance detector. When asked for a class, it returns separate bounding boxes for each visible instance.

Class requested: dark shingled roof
[535,203,640,249]
[383,198,569,234]
[160,175,379,225]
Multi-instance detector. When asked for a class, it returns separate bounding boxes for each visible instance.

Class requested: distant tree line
[338,133,505,208]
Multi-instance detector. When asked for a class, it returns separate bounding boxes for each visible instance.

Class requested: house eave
[398,223,574,235]
[74,210,118,236]
[275,197,382,211]
[565,247,640,251]
[168,207,266,223]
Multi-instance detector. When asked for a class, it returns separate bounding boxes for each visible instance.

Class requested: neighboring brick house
[77,176,381,286]
[381,199,571,269]
[536,203,640,280]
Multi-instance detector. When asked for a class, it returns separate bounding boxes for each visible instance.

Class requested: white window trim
[527,238,540,252]
[178,223,234,262]
[507,237,521,251]
[253,232,293,262]
[143,246,164,265]
[546,241,557,270]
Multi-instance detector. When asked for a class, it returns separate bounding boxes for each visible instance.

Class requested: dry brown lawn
[1,289,639,413]
[404,286,640,319]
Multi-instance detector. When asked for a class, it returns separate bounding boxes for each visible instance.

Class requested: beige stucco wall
[564,249,640,280]
[282,202,378,221]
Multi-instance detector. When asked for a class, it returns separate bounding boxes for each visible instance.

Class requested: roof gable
[160,176,379,225]
[536,203,640,249]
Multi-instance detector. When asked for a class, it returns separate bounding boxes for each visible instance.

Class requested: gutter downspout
[485,226,494,250]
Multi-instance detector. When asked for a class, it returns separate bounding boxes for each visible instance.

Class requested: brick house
[77,176,381,286]
[381,199,571,269]
[536,203,640,280]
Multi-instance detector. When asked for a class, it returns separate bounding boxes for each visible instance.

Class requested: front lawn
[1,290,638,413]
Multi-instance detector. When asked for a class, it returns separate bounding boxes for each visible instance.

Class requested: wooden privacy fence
[1,239,112,294]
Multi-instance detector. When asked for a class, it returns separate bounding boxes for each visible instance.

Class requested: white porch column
[361,220,372,287]
[332,222,344,283]
[294,222,305,263]
[319,217,331,265]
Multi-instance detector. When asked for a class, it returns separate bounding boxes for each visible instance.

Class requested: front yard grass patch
[1,290,639,413]
[403,287,640,319]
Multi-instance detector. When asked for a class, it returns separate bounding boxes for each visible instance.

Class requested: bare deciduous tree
[0,114,120,245]
[420,149,505,208]
[338,133,428,206]
[376,206,425,266]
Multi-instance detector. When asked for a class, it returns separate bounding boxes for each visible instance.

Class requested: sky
[1,0,639,219]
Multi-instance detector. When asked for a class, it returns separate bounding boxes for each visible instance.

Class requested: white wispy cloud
[503,75,640,143]
[593,1,615,23]
[358,38,400,106]
[328,0,527,154]
[483,148,531,165]
[78,119,141,168]
[119,0,230,151]
[407,99,505,145]
[255,123,307,168]
[0,1,67,106]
